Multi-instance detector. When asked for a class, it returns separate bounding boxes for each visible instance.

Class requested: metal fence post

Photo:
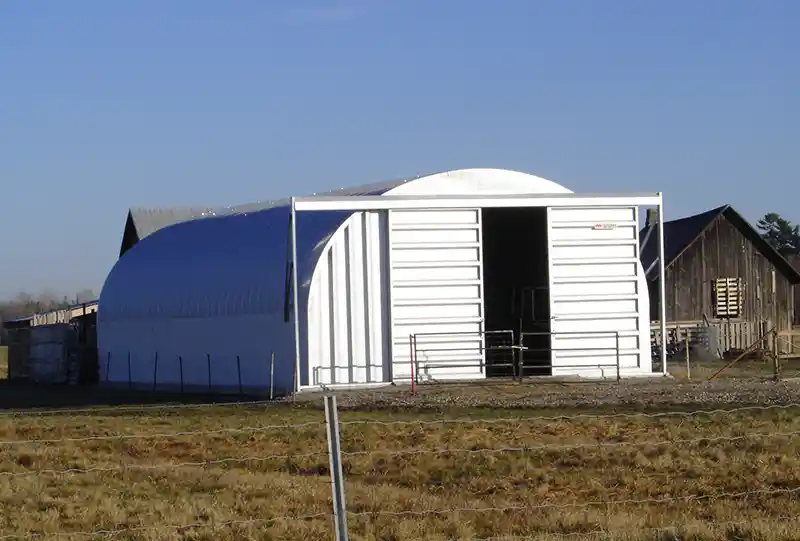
[409,335,416,395]
[179,356,184,394]
[324,395,349,541]
[152,352,159,392]
[105,351,111,383]
[236,355,243,395]
[207,353,212,393]
[270,352,276,400]
[685,333,691,380]
[615,332,621,383]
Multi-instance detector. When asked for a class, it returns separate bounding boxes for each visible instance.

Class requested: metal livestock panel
[547,207,646,375]
[389,209,485,382]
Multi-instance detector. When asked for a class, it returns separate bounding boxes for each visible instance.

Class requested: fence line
[343,486,800,517]
[0,452,331,479]
[336,429,800,457]
[337,401,800,426]
[1,396,799,539]
[3,398,796,422]
[415,515,800,540]
[0,397,281,418]
[0,420,324,446]
[324,395,800,541]
[0,513,331,540]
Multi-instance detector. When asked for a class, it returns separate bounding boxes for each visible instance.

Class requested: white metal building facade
[98,169,666,395]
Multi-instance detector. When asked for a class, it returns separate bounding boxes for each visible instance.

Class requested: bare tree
[75,289,97,303]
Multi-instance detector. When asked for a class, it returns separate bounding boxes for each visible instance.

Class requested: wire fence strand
[337,402,800,427]
[347,486,800,518]
[1,396,800,540]
[0,513,331,540]
[413,515,800,540]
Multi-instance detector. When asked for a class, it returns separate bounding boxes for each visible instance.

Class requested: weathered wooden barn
[790,254,800,325]
[640,205,800,353]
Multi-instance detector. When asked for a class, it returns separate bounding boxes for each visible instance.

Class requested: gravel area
[298,377,800,411]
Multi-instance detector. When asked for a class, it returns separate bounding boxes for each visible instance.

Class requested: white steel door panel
[393,303,482,320]
[553,334,639,351]
[391,209,480,224]
[548,206,643,372]
[392,247,481,263]
[552,262,638,278]
[549,224,638,241]
[555,317,639,333]
[393,265,480,282]
[549,207,636,223]
[392,284,481,301]
[554,298,638,316]
[392,228,480,244]
[551,280,637,297]
[389,209,484,382]
[550,244,636,260]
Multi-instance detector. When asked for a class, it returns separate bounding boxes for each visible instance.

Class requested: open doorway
[481,207,552,377]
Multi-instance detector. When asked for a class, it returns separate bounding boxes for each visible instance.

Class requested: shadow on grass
[0,380,267,412]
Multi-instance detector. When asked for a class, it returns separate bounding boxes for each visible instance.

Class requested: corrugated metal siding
[28,324,71,383]
[306,211,389,386]
[655,215,794,332]
[389,209,485,382]
[101,168,658,393]
[548,206,651,375]
[100,171,468,393]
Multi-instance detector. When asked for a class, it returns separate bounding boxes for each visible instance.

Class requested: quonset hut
[98,169,665,395]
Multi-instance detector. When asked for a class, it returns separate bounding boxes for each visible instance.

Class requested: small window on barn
[713,277,743,318]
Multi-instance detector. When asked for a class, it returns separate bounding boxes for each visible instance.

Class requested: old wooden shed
[640,205,800,351]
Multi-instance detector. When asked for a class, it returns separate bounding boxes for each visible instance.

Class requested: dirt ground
[1,370,800,415]
[296,373,800,413]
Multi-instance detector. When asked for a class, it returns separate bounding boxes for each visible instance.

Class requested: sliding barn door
[548,206,644,376]
[388,209,486,382]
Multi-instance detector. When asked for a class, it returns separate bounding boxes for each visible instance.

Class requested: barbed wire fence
[328,400,800,541]
[0,399,336,540]
[0,400,798,539]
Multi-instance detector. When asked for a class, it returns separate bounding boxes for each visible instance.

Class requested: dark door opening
[481,207,552,377]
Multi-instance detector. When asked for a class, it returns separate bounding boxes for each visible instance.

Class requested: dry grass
[0,347,7,379]
[0,384,798,540]
[668,356,800,381]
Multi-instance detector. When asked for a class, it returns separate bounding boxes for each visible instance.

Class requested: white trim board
[294,193,662,212]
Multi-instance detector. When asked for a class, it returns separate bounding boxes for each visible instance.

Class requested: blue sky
[0,0,797,299]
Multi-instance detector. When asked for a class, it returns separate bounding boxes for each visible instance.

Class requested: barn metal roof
[122,176,419,256]
[639,204,800,284]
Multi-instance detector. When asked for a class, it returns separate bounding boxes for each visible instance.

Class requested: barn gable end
[640,205,800,330]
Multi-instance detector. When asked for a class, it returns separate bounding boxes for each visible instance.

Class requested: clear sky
[0,0,797,299]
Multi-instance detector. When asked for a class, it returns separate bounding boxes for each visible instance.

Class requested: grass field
[0,347,7,379]
[0,379,798,540]
[667,355,800,381]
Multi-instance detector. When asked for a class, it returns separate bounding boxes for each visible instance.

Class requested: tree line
[0,290,95,342]
[757,213,800,257]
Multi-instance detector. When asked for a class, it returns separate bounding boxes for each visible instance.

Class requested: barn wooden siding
[790,255,800,325]
[649,214,794,333]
